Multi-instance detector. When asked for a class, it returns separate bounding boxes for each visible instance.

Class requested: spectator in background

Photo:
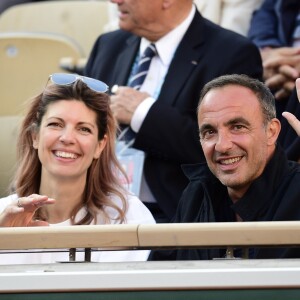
[0,73,155,264]
[85,0,262,223]
[104,0,263,35]
[248,0,300,161]
[248,0,300,102]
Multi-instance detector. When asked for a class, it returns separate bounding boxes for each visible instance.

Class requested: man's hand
[110,86,150,124]
[261,47,300,100]
[282,78,300,136]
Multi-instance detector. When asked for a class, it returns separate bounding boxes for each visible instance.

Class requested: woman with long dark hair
[0,73,155,263]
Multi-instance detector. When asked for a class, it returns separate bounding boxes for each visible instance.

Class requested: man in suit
[84,0,262,222]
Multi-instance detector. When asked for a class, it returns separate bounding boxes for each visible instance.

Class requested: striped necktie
[129,43,157,90]
[121,43,157,143]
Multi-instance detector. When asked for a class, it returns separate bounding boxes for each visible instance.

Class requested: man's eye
[201,130,215,140]
[233,125,245,130]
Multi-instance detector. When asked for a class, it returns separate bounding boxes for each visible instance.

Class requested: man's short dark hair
[198,74,276,124]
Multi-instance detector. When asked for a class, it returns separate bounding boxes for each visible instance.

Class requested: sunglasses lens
[51,73,76,85]
[84,77,108,93]
[49,73,108,93]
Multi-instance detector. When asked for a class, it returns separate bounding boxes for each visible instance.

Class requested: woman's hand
[0,194,55,227]
[282,78,300,136]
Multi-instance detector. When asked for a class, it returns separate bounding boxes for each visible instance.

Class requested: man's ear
[94,135,107,159]
[267,118,281,146]
[162,0,174,9]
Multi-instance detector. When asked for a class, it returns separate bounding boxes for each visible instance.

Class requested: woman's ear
[94,135,107,159]
[32,131,39,149]
[267,118,281,146]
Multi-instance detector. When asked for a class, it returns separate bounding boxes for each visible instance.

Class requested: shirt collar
[139,4,196,66]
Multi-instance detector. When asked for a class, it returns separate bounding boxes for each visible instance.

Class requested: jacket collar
[112,10,206,105]
[113,33,140,86]
[158,9,206,106]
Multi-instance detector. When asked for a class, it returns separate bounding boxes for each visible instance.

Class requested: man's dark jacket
[150,146,300,260]
[85,9,262,220]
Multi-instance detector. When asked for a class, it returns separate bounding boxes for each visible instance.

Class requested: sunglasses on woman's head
[49,73,109,93]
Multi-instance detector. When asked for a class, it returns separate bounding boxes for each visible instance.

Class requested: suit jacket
[85,10,262,220]
[248,0,300,47]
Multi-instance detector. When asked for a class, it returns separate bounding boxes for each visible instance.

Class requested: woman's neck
[39,176,86,224]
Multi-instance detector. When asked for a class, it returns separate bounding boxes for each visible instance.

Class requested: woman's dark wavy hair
[12,80,128,224]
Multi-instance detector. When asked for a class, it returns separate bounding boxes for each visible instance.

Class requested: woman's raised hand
[0,194,55,227]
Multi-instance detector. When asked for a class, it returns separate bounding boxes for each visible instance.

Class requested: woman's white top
[0,193,155,264]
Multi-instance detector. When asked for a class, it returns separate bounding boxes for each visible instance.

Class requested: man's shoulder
[99,29,136,44]
[181,163,207,181]
[186,11,261,68]
[201,16,255,46]
[181,163,218,184]
[287,160,300,176]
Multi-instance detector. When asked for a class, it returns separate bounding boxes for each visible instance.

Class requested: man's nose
[214,131,233,153]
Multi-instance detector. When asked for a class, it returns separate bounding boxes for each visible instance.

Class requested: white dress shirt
[130,5,196,132]
[129,5,195,204]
